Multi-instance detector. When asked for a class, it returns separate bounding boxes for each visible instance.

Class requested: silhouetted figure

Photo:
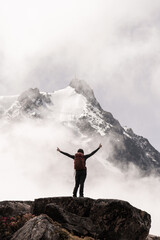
[57,144,102,197]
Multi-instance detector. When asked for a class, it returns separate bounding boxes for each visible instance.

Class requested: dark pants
[73,169,87,197]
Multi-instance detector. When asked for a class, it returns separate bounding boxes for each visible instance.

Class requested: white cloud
[151,67,160,98]
[0,118,159,235]
[0,0,160,95]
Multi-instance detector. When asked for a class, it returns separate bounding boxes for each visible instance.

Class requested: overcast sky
[0,0,160,151]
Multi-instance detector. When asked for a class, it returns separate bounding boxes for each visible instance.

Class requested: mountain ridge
[0,79,160,175]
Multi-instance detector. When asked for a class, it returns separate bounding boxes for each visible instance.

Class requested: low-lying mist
[0,119,159,235]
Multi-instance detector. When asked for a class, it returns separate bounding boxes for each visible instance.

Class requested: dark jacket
[59,146,100,163]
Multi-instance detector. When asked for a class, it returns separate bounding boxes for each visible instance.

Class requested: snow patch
[146,153,157,163]
[0,95,18,110]
[123,131,132,139]
[50,86,87,122]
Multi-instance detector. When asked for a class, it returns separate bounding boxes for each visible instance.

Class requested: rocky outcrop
[0,197,158,240]
[11,214,66,240]
[32,197,151,240]
[45,203,94,237]
[147,236,160,240]
[0,201,32,217]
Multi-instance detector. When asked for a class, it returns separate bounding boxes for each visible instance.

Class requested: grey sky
[0,0,160,150]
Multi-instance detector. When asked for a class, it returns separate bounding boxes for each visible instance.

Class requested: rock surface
[11,214,65,240]
[147,236,160,240]
[32,197,151,240]
[0,197,158,240]
[0,201,32,217]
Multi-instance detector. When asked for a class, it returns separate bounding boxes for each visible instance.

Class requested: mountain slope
[0,79,160,175]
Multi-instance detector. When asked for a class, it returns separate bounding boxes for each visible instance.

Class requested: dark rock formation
[32,197,151,240]
[0,201,32,217]
[0,197,158,240]
[11,214,67,240]
[45,203,94,237]
[147,235,160,240]
[114,130,160,175]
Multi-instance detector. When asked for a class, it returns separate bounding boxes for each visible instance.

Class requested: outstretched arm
[57,147,74,159]
[84,144,102,160]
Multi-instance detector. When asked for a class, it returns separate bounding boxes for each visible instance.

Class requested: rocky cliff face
[0,197,155,240]
[69,80,160,175]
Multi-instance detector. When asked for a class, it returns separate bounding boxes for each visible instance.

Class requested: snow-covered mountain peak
[6,88,52,119]
[18,88,51,107]
[0,82,160,175]
[50,85,121,136]
[69,79,96,103]
[0,84,122,135]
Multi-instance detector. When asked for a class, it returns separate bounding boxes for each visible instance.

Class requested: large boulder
[45,203,95,237]
[32,197,151,240]
[11,214,66,240]
[32,197,94,217]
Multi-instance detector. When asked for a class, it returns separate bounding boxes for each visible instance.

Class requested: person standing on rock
[57,144,102,197]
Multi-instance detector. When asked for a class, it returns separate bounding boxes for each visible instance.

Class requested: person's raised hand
[57,147,60,152]
[99,143,102,148]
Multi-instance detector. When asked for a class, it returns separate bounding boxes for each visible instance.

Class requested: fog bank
[0,119,159,235]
